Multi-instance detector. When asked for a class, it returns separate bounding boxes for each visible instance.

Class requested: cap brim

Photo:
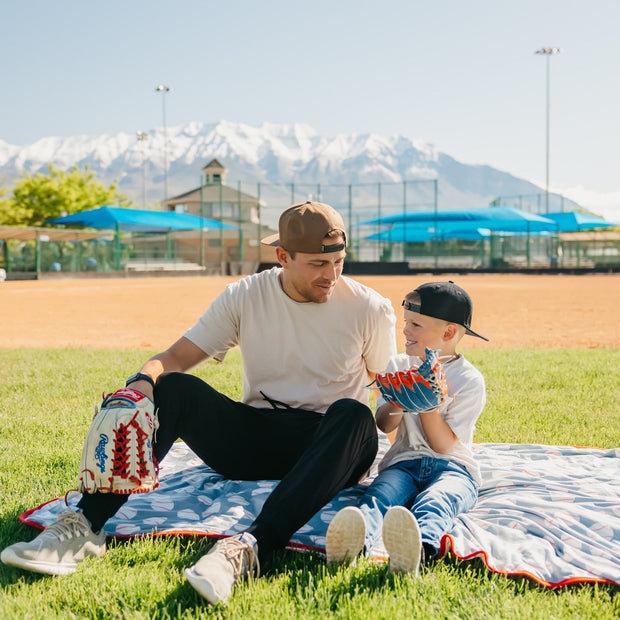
[260,233,280,247]
[465,327,489,342]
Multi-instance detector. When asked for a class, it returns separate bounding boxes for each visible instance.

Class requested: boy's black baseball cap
[402,281,489,341]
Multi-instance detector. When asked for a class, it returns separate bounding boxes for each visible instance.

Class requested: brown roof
[201,158,225,171]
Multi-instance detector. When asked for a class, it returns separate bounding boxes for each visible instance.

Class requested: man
[2,201,396,604]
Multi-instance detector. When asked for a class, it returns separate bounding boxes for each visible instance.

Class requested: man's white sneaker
[382,505,422,575]
[185,532,259,605]
[325,506,366,564]
[0,510,106,575]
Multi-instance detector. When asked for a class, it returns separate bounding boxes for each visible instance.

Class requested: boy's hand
[370,348,449,414]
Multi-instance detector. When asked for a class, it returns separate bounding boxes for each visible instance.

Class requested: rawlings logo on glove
[370,348,450,414]
[78,388,159,494]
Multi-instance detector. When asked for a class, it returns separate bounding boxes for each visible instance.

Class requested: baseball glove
[370,348,449,414]
[78,387,159,494]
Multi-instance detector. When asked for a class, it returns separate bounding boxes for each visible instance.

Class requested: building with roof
[159,159,276,267]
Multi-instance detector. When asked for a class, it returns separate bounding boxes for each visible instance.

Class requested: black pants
[78,373,378,559]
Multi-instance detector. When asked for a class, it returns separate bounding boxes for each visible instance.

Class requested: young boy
[325,281,488,574]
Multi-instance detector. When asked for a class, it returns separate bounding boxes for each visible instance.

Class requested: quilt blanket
[22,441,620,588]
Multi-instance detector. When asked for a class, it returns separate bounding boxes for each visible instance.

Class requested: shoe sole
[382,506,422,575]
[1,547,77,576]
[325,506,366,564]
[185,567,225,605]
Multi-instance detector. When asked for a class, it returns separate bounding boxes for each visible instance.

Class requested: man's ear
[275,246,290,267]
[443,323,458,342]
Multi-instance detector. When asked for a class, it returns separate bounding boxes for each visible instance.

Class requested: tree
[0,165,133,227]
[0,179,18,225]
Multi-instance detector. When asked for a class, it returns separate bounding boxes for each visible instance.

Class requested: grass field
[1,347,618,619]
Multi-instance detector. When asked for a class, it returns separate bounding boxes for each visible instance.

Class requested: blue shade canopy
[47,206,236,232]
[545,211,617,232]
[366,227,492,242]
[363,207,558,233]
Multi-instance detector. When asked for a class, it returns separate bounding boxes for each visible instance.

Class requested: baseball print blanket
[21,440,620,588]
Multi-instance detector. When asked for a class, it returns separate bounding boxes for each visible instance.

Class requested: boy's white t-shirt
[184,267,397,413]
[378,352,486,485]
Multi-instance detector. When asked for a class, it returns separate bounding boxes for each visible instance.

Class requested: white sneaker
[382,506,422,575]
[1,510,106,575]
[325,506,366,564]
[185,533,259,605]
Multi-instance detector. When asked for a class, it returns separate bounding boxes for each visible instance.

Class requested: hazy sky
[1,0,619,218]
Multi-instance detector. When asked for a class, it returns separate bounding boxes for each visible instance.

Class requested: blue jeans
[357,457,478,556]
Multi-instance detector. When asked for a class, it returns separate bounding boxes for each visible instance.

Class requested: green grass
[1,348,618,619]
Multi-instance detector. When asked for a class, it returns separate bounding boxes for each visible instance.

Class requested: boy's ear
[443,323,458,341]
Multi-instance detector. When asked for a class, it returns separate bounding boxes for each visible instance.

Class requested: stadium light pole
[136,131,149,209]
[155,84,172,200]
[535,47,561,213]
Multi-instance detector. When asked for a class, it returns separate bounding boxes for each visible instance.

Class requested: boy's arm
[375,401,404,434]
[419,408,459,453]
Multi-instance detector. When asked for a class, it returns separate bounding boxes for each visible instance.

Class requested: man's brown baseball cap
[261,201,347,254]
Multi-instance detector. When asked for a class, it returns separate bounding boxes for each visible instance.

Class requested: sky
[1,0,619,219]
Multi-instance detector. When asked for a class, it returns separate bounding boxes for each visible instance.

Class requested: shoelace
[43,511,90,542]
[220,537,260,578]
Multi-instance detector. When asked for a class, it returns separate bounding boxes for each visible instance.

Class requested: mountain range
[0,120,578,223]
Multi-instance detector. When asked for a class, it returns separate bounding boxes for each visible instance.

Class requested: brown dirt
[0,273,617,350]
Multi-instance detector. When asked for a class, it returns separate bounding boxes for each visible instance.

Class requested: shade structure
[47,206,236,232]
[363,206,558,233]
[545,211,617,232]
[366,226,492,242]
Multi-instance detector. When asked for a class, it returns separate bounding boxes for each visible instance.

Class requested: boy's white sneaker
[0,510,106,575]
[185,532,259,605]
[325,506,366,564]
[382,505,422,575]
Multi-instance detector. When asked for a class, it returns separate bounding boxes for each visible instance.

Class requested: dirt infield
[1,273,617,350]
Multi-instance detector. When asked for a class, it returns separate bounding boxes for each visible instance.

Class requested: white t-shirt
[378,353,486,485]
[184,267,397,412]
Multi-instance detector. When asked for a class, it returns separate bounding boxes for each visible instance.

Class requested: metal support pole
[136,131,149,208]
[348,184,352,253]
[545,54,550,213]
[166,232,172,260]
[238,181,244,262]
[434,179,439,269]
[219,178,224,269]
[402,181,407,260]
[114,222,121,270]
[526,222,531,268]
[535,48,561,214]
[200,180,205,267]
[257,182,262,265]
[35,234,41,276]
[377,182,382,261]
[155,85,172,200]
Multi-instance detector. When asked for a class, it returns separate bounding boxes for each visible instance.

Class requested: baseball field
[1,272,619,619]
[1,273,618,350]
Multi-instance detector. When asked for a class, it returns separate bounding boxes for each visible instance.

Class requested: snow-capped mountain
[0,120,577,218]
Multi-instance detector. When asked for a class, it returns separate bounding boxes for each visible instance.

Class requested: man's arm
[127,337,209,399]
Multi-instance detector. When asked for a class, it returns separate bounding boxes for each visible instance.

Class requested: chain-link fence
[1,179,618,276]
